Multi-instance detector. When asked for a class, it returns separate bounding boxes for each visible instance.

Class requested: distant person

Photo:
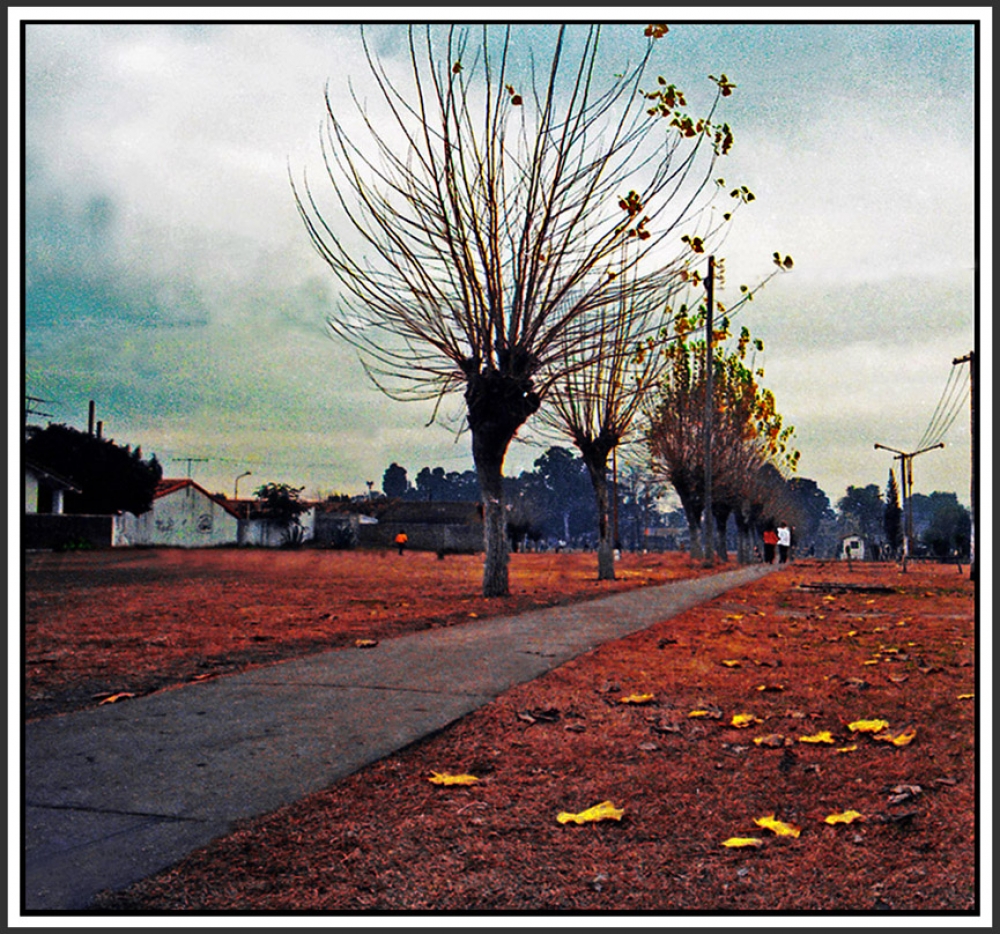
[394,530,408,555]
[777,522,791,564]
[762,527,778,564]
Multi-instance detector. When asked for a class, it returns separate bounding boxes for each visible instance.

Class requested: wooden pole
[702,255,715,566]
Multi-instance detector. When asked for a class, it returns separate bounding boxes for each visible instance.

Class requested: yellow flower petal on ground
[836,744,859,753]
[721,837,764,848]
[874,726,917,747]
[428,771,480,786]
[753,814,802,838]
[556,801,624,825]
[731,713,762,728]
[619,693,655,705]
[824,810,864,825]
[847,718,890,733]
[798,730,834,744]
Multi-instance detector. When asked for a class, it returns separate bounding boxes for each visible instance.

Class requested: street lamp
[234,470,252,500]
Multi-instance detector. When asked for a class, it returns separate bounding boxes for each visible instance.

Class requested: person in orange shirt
[762,527,778,564]
[394,530,408,555]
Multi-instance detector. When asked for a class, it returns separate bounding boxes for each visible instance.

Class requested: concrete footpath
[22,564,773,913]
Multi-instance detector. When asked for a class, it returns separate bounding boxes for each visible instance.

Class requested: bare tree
[293,23,744,596]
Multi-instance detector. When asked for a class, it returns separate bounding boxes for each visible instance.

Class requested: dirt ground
[23,548,979,913]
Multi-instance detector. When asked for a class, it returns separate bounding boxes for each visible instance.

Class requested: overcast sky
[14,9,987,508]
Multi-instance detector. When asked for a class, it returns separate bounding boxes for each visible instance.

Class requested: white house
[115,478,240,547]
[839,534,868,561]
[24,460,80,514]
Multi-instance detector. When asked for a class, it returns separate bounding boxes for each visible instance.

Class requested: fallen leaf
[688,706,723,719]
[355,638,378,648]
[731,713,763,728]
[556,801,624,825]
[620,693,655,705]
[888,675,909,685]
[428,771,479,786]
[824,810,864,825]
[756,683,786,692]
[798,731,835,744]
[637,741,660,752]
[721,659,742,668]
[753,734,786,748]
[98,692,135,705]
[874,726,917,747]
[836,744,859,754]
[956,693,974,700]
[847,718,890,734]
[753,814,802,838]
[721,837,764,848]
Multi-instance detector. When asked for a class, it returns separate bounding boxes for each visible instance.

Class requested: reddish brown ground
[24,549,978,913]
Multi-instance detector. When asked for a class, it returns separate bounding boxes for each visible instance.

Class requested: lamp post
[234,470,252,501]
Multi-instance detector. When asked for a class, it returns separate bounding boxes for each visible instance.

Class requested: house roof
[154,478,242,519]
[24,460,82,493]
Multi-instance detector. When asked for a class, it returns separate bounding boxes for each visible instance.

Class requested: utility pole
[873,442,944,571]
[173,457,210,480]
[952,352,975,581]
[702,255,716,566]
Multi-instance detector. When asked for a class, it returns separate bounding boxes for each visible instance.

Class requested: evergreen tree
[884,470,902,556]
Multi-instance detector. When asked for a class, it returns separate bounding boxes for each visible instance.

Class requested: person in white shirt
[776,522,791,564]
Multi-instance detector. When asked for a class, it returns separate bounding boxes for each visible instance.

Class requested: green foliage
[24,423,162,516]
[253,482,309,527]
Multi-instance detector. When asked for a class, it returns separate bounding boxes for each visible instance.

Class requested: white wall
[117,485,239,547]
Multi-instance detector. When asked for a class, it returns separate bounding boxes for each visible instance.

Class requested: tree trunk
[465,362,540,598]
[713,506,730,562]
[578,436,616,581]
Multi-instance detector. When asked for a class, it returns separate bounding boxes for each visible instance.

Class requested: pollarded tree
[293,23,746,596]
[646,314,797,561]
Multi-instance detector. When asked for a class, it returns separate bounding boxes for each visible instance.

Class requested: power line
[917,365,969,449]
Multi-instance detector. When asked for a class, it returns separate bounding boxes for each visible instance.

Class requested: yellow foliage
[824,810,864,825]
[721,837,763,848]
[847,718,889,733]
[753,814,801,838]
[797,731,834,744]
[428,771,480,786]
[557,801,624,825]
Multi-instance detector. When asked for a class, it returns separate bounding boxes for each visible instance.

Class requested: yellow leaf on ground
[753,734,786,747]
[98,692,135,705]
[824,810,864,825]
[798,731,835,744]
[847,718,889,733]
[721,659,742,668]
[753,814,802,838]
[957,693,974,700]
[836,744,859,753]
[557,801,624,825]
[862,659,880,666]
[874,726,917,747]
[619,693,655,705]
[731,713,762,728]
[721,837,764,848]
[428,771,479,786]
[355,638,378,648]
